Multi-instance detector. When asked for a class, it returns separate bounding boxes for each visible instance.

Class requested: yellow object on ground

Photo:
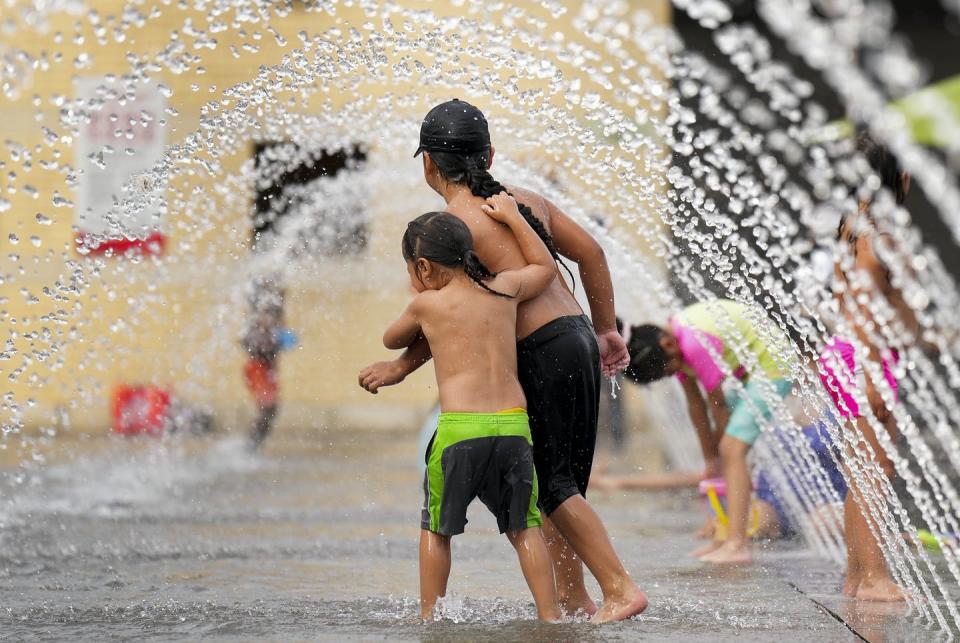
[705,484,761,540]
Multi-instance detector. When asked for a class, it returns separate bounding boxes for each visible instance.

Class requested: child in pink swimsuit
[827,130,913,603]
[625,299,795,565]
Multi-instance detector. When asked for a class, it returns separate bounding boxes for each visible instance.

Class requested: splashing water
[0,0,959,636]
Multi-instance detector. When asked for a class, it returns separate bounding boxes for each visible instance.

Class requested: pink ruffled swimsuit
[818,336,899,419]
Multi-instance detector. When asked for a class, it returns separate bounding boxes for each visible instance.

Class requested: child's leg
[701,435,753,564]
[506,527,562,622]
[547,496,649,623]
[843,486,865,595]
[540,516,596,616]
[841,456,863,595]
[845,479,903,600]
[249,404,277,447]
[845,415,904,601]
[703,379,792,563]
[419,529,452,621]
[518,322,646,624]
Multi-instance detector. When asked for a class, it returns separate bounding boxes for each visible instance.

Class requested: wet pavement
[0,428,942,641]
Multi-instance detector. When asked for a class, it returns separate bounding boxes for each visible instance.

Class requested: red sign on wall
[74,79,166,256]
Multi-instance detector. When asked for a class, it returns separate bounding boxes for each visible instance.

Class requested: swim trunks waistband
[517,315,593,352]
[436,410,532,444]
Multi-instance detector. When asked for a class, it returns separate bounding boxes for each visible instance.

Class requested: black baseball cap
[413,99,491,158]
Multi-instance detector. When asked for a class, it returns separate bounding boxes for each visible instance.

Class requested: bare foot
[856,575,906,602]
[701,541,752,565]
[842,569,861,597]
[694,517,715,539]
[559,594,598,619]
[689,540,722,558]
[590,588,649,623]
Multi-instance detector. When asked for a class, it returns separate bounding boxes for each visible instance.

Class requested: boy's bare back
[413,276,527,413]
[375,194,556,410]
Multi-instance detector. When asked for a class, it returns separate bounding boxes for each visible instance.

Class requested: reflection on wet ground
[0,429,941,640]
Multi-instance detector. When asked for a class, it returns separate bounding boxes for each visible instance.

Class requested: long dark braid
[462,248,511,297]
[402,212,513,298]
[429,151,577,287]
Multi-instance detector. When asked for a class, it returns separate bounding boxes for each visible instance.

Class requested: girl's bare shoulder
[409,289,442,313]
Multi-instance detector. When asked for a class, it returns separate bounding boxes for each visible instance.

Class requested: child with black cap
[360,99,647,622]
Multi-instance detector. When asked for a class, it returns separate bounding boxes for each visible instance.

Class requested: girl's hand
[597,328,630,378]
[480,192,520,223]
[358,360,407,394]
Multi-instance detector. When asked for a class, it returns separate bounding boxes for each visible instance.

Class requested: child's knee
[505,526,537,543]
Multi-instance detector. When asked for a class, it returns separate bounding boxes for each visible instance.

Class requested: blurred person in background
[241,274,291,449]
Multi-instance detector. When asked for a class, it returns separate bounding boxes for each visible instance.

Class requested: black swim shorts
[517,315,601,516]
[421,411,542,537]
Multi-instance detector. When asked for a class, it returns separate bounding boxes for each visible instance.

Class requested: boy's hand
[480,191,520,224]
[358,360,407,394]
[597,328,630,378]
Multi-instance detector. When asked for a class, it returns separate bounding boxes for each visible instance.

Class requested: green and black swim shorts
[421,409,542,537]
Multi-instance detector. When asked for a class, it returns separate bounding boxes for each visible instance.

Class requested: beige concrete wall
[0,0,670,435]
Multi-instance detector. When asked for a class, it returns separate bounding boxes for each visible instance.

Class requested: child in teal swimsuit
[360,195,561,622]
[625,299,795,565]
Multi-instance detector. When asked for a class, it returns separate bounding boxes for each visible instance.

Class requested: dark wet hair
[624,324,669,384]
[427,149,576,287]
[402,211,511,298]
[837,130,907,255]
[856,129,907,205]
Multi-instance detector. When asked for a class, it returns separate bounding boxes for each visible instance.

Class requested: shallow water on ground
[0,429,941,641]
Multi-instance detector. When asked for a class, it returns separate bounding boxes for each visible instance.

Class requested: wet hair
[837,130,907,261]
[623,324,669,384]
[856,129,907,205]
[427,149,576,286]
[402,211,512,298]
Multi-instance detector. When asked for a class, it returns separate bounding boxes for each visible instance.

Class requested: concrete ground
[0,427,942,641]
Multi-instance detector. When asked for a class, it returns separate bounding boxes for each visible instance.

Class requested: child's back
[414,278,525,413]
